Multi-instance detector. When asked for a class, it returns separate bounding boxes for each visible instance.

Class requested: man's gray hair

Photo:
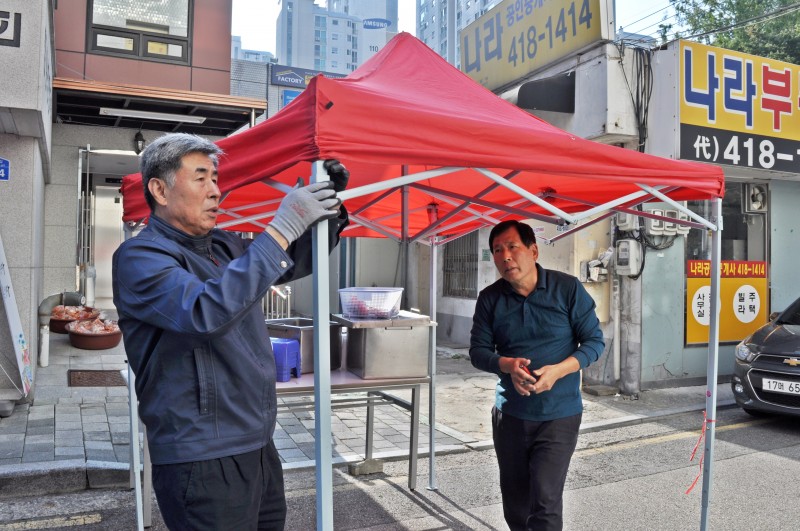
[140,133,223,211]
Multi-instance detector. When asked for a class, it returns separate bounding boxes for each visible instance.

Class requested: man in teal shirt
[470,220,604,531]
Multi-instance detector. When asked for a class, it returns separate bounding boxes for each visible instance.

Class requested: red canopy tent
[121,33,726,529]
[122,32,723,240]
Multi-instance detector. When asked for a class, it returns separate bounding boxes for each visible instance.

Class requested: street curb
[0,459,87,499]
[0,459,131,499]
[579,400,738,434]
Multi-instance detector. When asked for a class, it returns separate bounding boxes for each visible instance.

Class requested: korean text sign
[459,0,610,92]
[685,260,768,345]
[679,40,800,174]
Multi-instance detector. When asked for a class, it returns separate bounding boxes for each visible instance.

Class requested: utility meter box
[646,209,665,236]
[615,212,638,231]
[615,239,641,276]
[663,210,679,235]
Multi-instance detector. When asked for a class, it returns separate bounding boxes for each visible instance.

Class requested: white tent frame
[303,162,723,530]
[125,162,722,530]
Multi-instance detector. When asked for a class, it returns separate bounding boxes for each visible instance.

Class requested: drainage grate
[67,370,126,387]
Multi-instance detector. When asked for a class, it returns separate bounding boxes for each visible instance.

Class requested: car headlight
[735,339,756,363]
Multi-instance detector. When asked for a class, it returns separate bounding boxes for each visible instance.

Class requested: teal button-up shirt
[470,264,604,421]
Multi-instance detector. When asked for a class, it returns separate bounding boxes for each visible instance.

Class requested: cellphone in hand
[520,365,537,383]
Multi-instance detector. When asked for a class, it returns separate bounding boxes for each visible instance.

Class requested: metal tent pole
[427,234,438,491]
[700,198,723,530]
[311,161,334,529]
[126,364,144,531]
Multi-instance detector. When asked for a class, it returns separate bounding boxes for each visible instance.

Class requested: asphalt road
[0,408,797,530]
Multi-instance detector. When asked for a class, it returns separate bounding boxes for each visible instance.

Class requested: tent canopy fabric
[121,32,724,238]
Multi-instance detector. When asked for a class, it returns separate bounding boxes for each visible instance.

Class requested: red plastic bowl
[66,321,122,350]
[49,307,101,334]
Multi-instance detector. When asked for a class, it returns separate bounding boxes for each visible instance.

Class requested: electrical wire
[620,3,673,30]
[616,44,653,152]
[621,0,800,47]
[615,0,682,43]
[680,0,800,41]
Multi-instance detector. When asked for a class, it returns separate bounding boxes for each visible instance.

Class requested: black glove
[323,159,349,193]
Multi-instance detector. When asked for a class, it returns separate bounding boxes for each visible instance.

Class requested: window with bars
[442,231,478,298]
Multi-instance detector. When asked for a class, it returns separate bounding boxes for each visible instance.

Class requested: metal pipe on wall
[76,148,87,291]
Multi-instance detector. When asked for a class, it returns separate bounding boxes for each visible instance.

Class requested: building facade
[232,35,277,64]
[276,0,398,74]
[417,0,500,63]
[230,59,344,119]
[0,0,264,407]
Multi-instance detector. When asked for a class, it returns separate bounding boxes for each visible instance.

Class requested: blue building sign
[270,64,345,88]
[281,89,302,108]
[0,158,10,181]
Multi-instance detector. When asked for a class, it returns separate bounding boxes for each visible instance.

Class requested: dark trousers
[152,440,287,531]
[492,408,582,531]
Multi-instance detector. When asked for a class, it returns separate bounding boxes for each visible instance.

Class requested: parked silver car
[732,296,800,416]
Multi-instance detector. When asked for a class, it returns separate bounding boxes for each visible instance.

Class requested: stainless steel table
[277,370,430,490]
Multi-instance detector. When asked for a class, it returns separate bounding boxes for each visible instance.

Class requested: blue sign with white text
[0,158,9,181]
[282,89,302,108]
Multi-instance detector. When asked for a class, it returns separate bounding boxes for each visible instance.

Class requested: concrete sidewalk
[0,334,735,498]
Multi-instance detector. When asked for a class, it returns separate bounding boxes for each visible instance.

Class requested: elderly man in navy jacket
[113,133,349,530]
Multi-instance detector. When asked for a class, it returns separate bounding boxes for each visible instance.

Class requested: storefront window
[686,182,767,261]
[89,0,190,64]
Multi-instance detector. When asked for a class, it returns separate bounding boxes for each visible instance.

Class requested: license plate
[762,378,800,395]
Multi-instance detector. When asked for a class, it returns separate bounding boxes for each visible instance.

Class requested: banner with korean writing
[459,0,612,92]
[685,260,768,345]
[679,40,800,175]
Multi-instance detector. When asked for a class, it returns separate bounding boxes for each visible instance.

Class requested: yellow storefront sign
[685,260,768,345]
[460,0,611,91]
[679,40,800,174]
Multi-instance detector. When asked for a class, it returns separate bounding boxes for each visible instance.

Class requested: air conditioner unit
[743,183,768,213]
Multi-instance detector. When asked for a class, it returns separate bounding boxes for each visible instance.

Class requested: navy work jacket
[112,213,346,464]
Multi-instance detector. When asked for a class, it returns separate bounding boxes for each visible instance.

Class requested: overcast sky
[231,0,675,55]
